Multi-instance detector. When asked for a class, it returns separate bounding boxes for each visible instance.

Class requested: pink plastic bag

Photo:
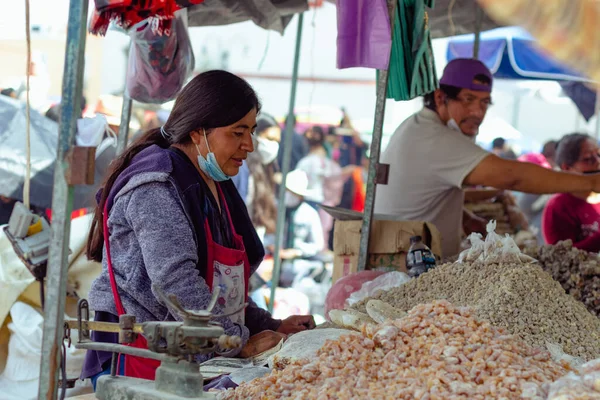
[324,270,386,320]
[336,0,392,69]
[126,9,194,104]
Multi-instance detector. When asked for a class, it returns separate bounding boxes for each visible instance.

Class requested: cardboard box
[330,211,442,284]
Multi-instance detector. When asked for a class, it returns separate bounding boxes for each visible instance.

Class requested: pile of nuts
[219,301,569,399]
[353,262,600,361]
[524,240,600,318]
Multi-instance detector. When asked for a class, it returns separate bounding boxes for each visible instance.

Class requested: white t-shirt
[296,153,340,203]
[374,108,490,257]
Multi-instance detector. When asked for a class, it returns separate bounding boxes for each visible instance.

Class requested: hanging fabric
[383,0,438,101]
[89,0,205,36]
[335,0,393,70]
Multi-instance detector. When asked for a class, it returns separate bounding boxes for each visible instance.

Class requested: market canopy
[446,27,587,81]
[187,0,308,33]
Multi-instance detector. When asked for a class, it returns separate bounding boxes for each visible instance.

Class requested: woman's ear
[189,130,203,145]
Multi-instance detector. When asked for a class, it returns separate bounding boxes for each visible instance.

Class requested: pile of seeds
[524,240,600,318]
[219,301,569,400]
[352,262,600,360]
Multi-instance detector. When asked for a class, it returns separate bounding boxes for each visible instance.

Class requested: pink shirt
[542,193,600,252]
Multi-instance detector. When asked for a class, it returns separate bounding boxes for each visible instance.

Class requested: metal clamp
[119,314,137,344]
[77,298,90,341]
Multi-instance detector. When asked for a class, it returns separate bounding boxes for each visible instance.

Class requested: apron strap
[103,203,126,316]
[216,184,251,300]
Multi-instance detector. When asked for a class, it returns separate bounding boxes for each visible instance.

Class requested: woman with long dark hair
[81,71,314,385]
[543,133,600,251]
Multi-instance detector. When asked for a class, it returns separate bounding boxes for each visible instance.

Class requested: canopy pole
[473,6,483,59]
[269,13,304,313]
[116,95,133,155]
[357,0,397,272]
[38,0,88,398]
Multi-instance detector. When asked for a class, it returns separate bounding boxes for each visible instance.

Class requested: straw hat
[285,170,310,197]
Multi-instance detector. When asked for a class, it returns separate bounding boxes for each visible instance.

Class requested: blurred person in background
[232,113,281,209]
[492,137,506,156]
[516,153,553,244]
[542,140,558,169]
[277,113,308,171]
[296,126,356,246]
[543,133,600,252]
[278,170,324,287]
[245,114,281,244]
[45,96,87,123]
[13,54,52,112]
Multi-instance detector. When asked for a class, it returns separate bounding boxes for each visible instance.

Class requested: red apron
[103,184,250,380]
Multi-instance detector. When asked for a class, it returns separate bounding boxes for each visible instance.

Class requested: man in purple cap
[375,58,600,258]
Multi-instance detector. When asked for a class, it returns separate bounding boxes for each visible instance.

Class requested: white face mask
[257,136,280,165]
[284,192,302,208]
[447,118,477,142]
[446,118,460,132]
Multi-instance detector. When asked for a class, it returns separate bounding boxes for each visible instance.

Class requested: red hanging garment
[89,0,205,36]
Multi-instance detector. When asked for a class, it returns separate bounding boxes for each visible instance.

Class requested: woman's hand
[239,330,287,359]
[276,315,316,335]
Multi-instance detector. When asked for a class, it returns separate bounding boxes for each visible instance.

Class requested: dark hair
[256,113,278,136]
[542,140,558,157]
[1,88,16,97]
[423,84,462,111]
[45,105,61,123]
[86,70,261,261]
[306,126,325,148]
[473,73,492,86]
[555,133,592,169]
[492,137,506,149]
[246,152,277,233]
[284,113,297,128]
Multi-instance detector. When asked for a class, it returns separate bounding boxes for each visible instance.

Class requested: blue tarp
[446,27,587,82]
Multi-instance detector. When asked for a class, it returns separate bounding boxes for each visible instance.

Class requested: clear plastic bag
[125,9,195,104]
[500,234,524,264]
[582,359,600,375]
[458,233,484,264]
[546,342,585,370]
[346,271,411,306]
[483,220,503,264]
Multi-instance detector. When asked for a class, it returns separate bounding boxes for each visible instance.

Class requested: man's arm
[465,154,600,194]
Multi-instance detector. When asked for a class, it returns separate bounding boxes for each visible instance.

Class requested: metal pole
[595,87,600,141]
[38,0,88,398]
[116,95,133,155]
[473,7,483,59]
[357,0,396,272]
[269,13,304,313]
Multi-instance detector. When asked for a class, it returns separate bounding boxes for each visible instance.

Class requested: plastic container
[406,236,436,278]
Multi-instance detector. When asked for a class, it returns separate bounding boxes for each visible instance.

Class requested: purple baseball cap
[439,58,493,92]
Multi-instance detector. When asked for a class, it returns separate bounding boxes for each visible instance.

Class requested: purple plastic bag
[336,0,392,70]
[126,9,195,104]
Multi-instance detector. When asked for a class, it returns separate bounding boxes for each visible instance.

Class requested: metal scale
[65,285,242,400]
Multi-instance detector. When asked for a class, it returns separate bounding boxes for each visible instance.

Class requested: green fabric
[381,0,438,101]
